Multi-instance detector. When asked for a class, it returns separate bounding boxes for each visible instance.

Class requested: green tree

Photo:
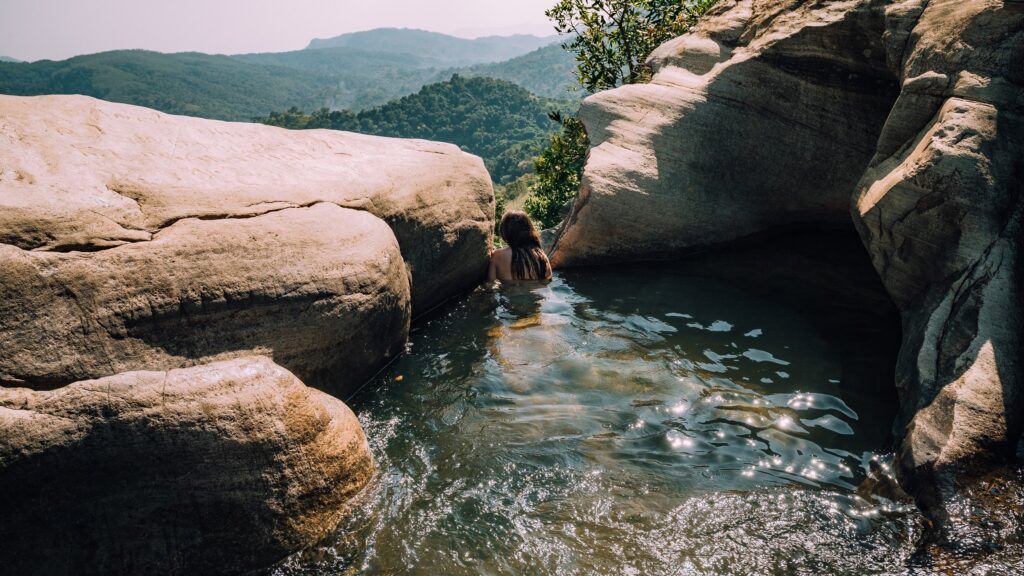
[547,0,718,91]
[494,187,510,234]
[523,1,719,231]
[524,113,589,229]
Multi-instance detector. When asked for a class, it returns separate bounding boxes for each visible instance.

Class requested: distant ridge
[0,56,21,63]
[306,28,558,66]
[256,75,574,185]
[0,29,575,120]
[447,43,579,100]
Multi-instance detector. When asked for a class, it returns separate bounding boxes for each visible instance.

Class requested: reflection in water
[275,265,926,575]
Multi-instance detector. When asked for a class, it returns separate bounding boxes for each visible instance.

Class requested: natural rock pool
[271,233,978,574]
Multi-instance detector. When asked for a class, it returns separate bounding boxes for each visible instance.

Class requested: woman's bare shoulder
[491,247,512,261]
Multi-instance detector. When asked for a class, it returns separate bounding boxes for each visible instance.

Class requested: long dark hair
[499,211,551,281]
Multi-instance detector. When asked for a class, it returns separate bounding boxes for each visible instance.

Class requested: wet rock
[0,356,374,575]
[852,0,1024,525]
[540,227,559,252]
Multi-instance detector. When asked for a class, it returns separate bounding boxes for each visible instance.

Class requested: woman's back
[488,246,551,282]
[487,211,552,283]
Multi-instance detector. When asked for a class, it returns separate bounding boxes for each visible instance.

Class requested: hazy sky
[0,0,559,61]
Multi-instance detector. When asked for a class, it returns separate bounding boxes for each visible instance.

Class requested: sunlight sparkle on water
[273,269,929,575]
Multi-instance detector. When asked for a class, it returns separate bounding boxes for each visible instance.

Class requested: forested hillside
[0,50,336,120]
[256,75,573,185]
[0,29,573,118]
[234,46,445,110]
[449,43,579,99]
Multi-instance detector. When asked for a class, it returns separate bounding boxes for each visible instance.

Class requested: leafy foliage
[255,75,574,185]
[547,0,719,91]
[494,173,536,233]
[494,186,510,234]
[524,114,589,229]
[520,0,719,230]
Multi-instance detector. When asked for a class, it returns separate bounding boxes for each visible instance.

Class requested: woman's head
[499,210,542,249]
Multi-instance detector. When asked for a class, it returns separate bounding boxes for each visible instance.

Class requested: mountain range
[0,28,578,121]
[306,28,558,66]
[453,42,579,101]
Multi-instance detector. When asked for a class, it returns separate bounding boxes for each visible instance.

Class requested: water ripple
[273,269,932,575]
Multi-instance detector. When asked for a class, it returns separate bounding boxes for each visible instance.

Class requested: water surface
[272,247,941,574]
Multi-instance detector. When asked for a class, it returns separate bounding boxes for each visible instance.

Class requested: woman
[487,211,552,283]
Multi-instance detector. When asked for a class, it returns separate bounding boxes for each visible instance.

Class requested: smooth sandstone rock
[0,95,493,572]
[0,201,410,396]
[551,0,900,266]
[0,94,495,394]
[0,94,494,314]
[550,0,1023,526]
[0,356,374,575]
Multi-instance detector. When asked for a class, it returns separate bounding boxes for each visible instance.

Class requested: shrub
[524,114,588,230]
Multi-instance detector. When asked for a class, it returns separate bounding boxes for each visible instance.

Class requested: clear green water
[272,253,947,575]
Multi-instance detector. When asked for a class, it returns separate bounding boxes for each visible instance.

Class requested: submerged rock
[550,0,1023,532]
[0,356,374,575]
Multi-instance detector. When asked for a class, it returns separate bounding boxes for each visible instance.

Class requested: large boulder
[0,356,374,575]
[0,94,493,315]
[0,94,495,394]
[851,0,1023,525]
[550,0,1023,530]
[0,201,409,396]
[550,0,900,266]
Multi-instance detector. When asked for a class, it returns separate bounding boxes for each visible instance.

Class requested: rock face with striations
[852,0,1023,523]
[0,95,494,573]
[551,0,1022,529]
